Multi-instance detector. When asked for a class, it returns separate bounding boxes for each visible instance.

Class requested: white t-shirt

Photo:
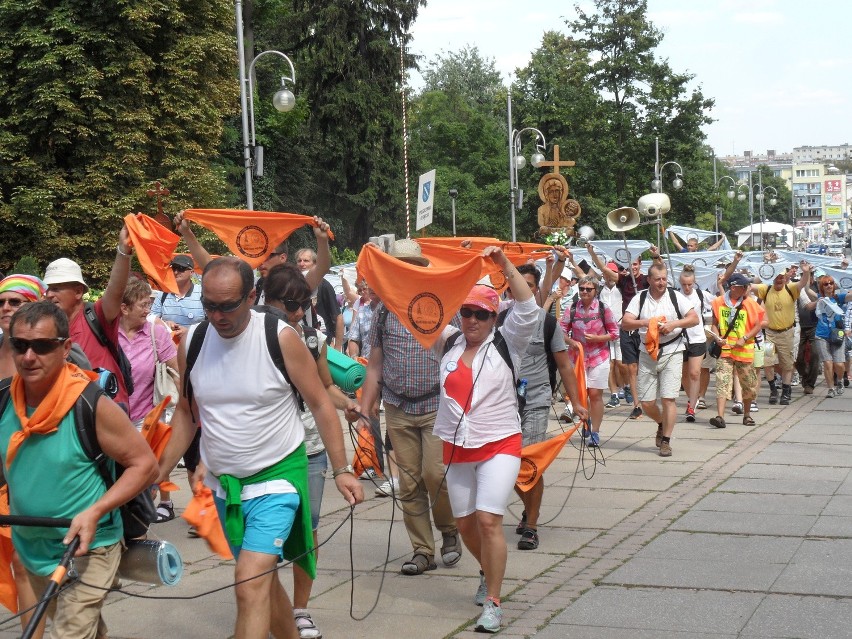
[625,288,695,355]
[682,288,711,345]
[188,310,304,498]
[600,284,623,323]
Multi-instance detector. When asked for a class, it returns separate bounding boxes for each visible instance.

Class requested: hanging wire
[399,32,411,239]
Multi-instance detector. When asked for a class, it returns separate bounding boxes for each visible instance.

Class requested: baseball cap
[462,284,499,314]
[727,273,751,287]
[43,258,88,290]
[169,254,194,270]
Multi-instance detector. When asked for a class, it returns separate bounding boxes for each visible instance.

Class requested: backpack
[637,288,687,351]
[497,308,558,392]
[184,310,320,416]
[443,328,525,411]
[0,378,155,540]
[759,284,796,303]
[83,303,135,395]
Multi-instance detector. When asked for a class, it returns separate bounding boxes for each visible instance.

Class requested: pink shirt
[119,321,177,422]
[560,298,619,370]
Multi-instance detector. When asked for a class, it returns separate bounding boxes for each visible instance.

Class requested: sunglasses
[0,298,25,309]
[578,287,596,292]
[9,337,68,355]
[170,265,191,273]
[200,295,247,314]
[459,307,494,321]
[279,298,311,313]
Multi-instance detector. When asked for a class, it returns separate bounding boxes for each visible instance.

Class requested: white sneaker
[374,478,398,497]
[750,402,759,412]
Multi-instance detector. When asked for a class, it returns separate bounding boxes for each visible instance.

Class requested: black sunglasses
[0,298,25,309]
[9,337,68,355]
[279,298,311,313]
[201,295,247,314]
[459,307,494,321]
[578,286,596,292]
[170,264,191,273]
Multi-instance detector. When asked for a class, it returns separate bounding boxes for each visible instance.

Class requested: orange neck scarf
[184,209,333,268]
[6,363,97,469]
[645,316,667,361]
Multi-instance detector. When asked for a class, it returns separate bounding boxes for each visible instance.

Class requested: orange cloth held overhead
[182,483,233,560]
[6,364,97,470]
[123,214,181,295]
[415,241,508,292]
[0,486,16,613]
[516,344,588,492]
[184,209,333,268]
[357,243,485,349]
[645,316,667,361]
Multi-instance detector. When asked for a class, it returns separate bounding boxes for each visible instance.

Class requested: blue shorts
[214,491,299,560]
[307,452,328,530]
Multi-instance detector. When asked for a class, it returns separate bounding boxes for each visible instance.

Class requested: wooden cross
[535,145,575,176]
[146,181,170,217]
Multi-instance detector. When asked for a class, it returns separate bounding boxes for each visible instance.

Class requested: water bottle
[517,378,528,399]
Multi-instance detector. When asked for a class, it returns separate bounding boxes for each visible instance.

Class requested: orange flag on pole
[182,483,233,560]
[516,345,588,492]
[184,209,333,268]
[123,214,181,294]
[356,243,485,349]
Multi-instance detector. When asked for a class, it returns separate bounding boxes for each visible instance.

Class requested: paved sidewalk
[2,385,846,638]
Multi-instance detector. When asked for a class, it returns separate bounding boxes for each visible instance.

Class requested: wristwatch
[332,464,355,478]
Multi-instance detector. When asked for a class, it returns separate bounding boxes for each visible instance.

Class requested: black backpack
[83,303,135,395]
[637,287,687,352]
[0,378,156,540]
[184,310,321,416]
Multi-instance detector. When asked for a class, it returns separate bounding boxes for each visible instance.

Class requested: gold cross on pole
[535,145,575,176]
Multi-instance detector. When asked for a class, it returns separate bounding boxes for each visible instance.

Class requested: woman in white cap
[432,246,538,634]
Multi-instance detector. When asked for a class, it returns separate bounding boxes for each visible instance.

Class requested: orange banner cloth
[357,243,485,349]
[0,486,16,613]
[184,209,333,268]
[182,483,233,560]
[415,242,507,292]
[516,344,588,491]
[645,316,667,361]
[417,237,552,266]
[124,214,181,294]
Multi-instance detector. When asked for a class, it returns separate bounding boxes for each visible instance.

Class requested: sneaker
[176,457,186,469]
[517,528,539,550]
[374,478,397,497]
[624,386,634,404]
[750,402,759,412]
[845,374,850,388]
[155,502,175,523]
[474,571,487,606]
[359,468,378,480]
[769,389,779,405]
[588,432,600,447]
[836,384,844,396]
[685,405,696,423]
[709,415,727,429]
[792,373,801,387]
[655,426,663,448]
[696,397,707,410]
[617,389,626,399]
[828,388,837,398]
[731,402,743,415]
[629,406,643,420]
[779,393,790,406]
[515,510,527,535]
[658,440,672,457]
[560,402,574,422]
[605,394,620,408]
[475,599,502,633]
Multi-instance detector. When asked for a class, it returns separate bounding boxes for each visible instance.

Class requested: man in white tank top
[158,257,363,639]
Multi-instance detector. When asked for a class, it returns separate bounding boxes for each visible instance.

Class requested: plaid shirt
[369,304,442,414]
[560,298,619,369]
[346,300,376,359]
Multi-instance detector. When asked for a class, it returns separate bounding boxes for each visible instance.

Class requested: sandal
[294,609,322,639]
[441,532,462,566]
[517,528,539,550]
[400,553,437,575]
[515,510,527,535]
[155,502,175,523]
[743,416,756,426]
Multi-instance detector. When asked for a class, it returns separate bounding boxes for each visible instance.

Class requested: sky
[408,0,852,157]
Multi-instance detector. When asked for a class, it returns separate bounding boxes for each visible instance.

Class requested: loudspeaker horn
[606,207,640,232]
[637,193,671,218]
[575,226,596,247]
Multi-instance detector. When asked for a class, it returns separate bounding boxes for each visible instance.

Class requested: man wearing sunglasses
[149,254,204,343]
[0,301,158,639]
[157,257,363,639]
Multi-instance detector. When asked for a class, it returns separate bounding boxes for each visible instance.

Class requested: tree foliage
[0,0,237,281]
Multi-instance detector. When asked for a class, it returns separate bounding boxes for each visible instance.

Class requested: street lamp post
[714,173,737,236]
[652,136,684,245]
[449,189,458,237]
[236,0,296,210]
[737,170,777,250]
[507,87,546,242]
[754,173,778,251]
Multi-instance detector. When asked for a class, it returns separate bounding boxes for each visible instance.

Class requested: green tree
[0,0,237,281]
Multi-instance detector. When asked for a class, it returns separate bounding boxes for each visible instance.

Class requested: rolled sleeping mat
[118,539,183,586]
[325,348,366,393]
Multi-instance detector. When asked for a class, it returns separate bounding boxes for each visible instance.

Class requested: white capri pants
[445,454,521,517]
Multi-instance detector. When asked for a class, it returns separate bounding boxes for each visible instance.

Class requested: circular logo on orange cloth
[236,226,269,258]
[408,292,444,335]
[517,456,538,487]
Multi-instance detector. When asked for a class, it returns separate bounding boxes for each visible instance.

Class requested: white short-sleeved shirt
[625,288,695,354]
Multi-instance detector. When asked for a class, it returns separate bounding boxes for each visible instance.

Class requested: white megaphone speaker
[575,226,596,247]
[606,207,640,232]
[637,193,671,218]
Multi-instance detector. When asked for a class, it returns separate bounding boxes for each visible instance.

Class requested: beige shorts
[637,349,684,402]
[715,357,759,402]
[764,327,794,370]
